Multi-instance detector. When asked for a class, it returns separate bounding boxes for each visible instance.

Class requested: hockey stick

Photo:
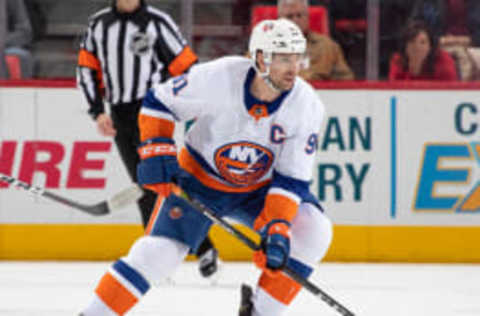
[180,195,355,316]
[0,173,143,216]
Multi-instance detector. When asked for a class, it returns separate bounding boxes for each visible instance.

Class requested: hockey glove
[253,219,291,274]
[137,137,179,196]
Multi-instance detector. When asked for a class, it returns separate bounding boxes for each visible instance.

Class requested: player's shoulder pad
[295,77,325,111]
[285,77,326,128]
[295,76,319,97]
[199,55,251,70]
[189,55,252,79]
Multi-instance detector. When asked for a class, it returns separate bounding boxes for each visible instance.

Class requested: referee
[77,0,219,278]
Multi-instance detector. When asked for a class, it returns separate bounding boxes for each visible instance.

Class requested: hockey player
[80,18,333,316]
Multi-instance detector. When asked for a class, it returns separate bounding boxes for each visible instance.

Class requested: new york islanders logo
[214,142,274,186]
[169,207,183,220]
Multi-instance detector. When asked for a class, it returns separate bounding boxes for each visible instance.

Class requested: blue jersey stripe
[271,170,310,198]
[271,170,323,210]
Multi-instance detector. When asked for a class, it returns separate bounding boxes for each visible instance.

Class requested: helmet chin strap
[253,62,283,93]
[262,73,284,93]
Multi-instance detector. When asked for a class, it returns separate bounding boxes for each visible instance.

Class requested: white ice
[0,261,479,316]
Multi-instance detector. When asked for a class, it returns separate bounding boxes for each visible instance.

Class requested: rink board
[0,85,479,262]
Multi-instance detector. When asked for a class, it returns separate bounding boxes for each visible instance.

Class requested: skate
[238,284,254,316]
[198,247,220,278]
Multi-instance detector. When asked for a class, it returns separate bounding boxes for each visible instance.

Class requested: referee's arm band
[78,49,101,71]
[78,49,106,97]
[168,46,198,76]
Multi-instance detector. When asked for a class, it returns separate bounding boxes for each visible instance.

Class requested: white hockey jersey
[140,56,325,220]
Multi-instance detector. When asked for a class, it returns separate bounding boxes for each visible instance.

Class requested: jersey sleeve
[255,97,325,229]
[152,10,197,77]
[276,101,324,181]
[138,60,221,142]
[76,19,105,119]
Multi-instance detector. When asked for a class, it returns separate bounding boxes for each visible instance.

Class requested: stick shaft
[0,173,108,215]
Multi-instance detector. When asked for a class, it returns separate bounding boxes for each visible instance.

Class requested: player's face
[269,53,302,91]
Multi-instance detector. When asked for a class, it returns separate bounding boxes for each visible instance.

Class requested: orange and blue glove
[137,137,178,197]
[253,219,291,274]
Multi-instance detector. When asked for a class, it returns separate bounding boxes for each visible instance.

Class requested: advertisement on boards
[0,86,478,261]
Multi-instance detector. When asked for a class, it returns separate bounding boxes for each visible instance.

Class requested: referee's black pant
[111,100,157,227]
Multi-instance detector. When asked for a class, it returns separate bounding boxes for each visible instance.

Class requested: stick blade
[81,201,110,216]
[107,185,144,211]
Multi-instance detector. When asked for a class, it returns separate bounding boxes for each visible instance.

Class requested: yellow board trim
[2,224,480,262]
[0,224,144,260]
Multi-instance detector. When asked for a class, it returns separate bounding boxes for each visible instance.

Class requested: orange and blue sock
[94,260,150,315]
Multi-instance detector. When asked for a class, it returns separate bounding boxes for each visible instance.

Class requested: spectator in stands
[379,0,417,79]
[277,0,354,80]
[1,0,34,79]
[389,20,458,81]
[410,0,480,80]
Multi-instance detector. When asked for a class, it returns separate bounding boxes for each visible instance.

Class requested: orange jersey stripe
[95,272,138,315]
[138,114,175,142]
[145,196,165,235]
[178,147,270,193]
[254,194,299,230]
[258,271,302,305]
[168,46,198,76]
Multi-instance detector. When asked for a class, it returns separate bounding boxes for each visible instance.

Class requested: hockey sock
[253,258,313,315]
[92,259,150,315]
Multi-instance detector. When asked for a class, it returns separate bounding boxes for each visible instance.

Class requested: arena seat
[334,19,367,33]
[5,55,22,79]
[250,5,329,35]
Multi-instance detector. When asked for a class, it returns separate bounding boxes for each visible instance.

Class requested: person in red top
[389,20,458,81]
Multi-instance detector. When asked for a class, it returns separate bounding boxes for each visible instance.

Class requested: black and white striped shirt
[77,1,197,119]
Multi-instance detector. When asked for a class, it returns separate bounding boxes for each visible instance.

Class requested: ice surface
[0,261,479,315]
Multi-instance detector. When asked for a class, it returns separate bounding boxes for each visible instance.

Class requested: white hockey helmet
[249,18,306,65]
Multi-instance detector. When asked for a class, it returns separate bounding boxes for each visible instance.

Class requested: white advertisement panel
[1,88,479,225]
[313,90,479,226]
[0,88,141,224]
